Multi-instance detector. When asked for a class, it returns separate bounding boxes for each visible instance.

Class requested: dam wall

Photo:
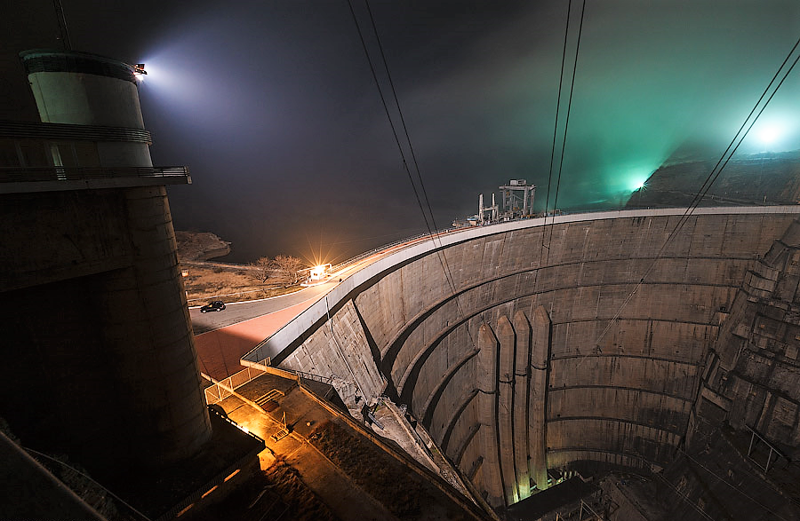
[243,206,800,509]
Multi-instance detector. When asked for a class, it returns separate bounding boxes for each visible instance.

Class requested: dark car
[200,300,226,313]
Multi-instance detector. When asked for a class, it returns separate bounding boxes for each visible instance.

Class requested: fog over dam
[245,206,800,516]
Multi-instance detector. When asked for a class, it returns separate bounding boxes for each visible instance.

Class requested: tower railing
[0,165,189,183]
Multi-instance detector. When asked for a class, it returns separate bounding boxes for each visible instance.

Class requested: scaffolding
[499,179,536,218]
[467,179,536,227]
[478,193,498,224]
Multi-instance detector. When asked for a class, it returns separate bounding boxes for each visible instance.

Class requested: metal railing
[0,166,189,183]
[280,368,335,385]
[0,120,152,143]
[328,214,550,276]
[329,227,457,275]
[330,195,800,276]
[203,364,269,405]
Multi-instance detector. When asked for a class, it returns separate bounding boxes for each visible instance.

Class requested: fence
[203,361,269,405]
[329,227,455,275]
[202,358,338,406]
[279,368,334,386]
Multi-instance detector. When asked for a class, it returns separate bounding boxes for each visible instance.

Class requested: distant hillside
[627,151,800,208]
[175,231,231,262]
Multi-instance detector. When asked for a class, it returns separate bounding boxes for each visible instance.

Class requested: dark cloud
[4,1,799,263]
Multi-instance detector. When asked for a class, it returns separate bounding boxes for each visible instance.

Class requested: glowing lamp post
[300,263,332,286]
[309,264,331,281]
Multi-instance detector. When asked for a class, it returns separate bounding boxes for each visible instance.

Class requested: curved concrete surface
[241,205,800,509]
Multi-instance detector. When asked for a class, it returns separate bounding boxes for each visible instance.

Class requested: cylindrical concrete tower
[0,50,210,476]
[20,49,152,167]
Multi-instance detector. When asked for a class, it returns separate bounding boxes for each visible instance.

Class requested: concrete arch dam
[243,206,800,509]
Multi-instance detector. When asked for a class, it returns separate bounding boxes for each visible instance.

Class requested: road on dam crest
[188,236,430,380]
[190,282,336,380]
[189,282,335,335]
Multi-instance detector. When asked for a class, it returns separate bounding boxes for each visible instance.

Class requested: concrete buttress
[476,323,503,507]
[496,314,518,505]
[512,310,532,500]
[529,305,551,490]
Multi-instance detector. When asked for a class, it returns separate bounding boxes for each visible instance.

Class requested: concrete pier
[511,310,531,500]
[529,306,551,493]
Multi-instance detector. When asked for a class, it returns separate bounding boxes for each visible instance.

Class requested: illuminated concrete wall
[246,207,800,510]
[21,50,152,167]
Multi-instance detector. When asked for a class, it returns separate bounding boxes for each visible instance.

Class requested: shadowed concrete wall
[0,186,211,473]
[647,219,800,520]
[0,50,210,476]
[245,207,800,510]
[700,218,800,446]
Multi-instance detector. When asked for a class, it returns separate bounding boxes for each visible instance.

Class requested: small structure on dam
[244,203,800,519]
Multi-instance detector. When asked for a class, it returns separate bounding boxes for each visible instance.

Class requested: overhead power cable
[363,1,437,232]
[360,1,462,298]
[550,0,587,229]
[345,0,432,236]
[539,0,573,263]
[346,0,475,346]
[591,33,800,349]
[539,0,587,267]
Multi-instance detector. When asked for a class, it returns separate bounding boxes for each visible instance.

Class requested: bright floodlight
[757,125,780,145]
[309,264,330,281]
[133,63,147,82]
[629,178,647,192]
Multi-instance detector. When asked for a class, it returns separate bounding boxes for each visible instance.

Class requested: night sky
[4,1,800,264]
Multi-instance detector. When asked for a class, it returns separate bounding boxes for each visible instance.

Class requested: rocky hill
[175,231,232,262]
[627,151,800,208]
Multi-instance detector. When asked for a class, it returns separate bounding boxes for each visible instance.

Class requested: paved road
[190,231,435,336]
[189,282,336,335]
[190,233,442,379]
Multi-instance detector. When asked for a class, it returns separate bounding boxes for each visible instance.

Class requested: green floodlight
[757,124,780,145]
